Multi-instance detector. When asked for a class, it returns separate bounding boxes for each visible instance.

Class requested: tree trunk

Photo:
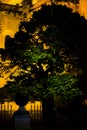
[42,96,56,130]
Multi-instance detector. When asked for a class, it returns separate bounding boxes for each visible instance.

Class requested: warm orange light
[2,0,22,5]
[79,0,87,19]
[0,101,42,112]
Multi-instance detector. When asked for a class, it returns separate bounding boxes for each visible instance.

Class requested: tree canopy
[3,3,87,104]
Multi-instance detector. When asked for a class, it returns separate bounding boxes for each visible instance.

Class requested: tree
[3,3,87,129]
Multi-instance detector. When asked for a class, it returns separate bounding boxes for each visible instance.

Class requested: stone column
[13,106,30,130]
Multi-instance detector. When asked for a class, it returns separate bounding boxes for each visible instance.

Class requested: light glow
[2,0,22,5]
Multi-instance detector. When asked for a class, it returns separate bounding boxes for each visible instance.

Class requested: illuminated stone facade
[0,3,27,48]
[0,0,40,48]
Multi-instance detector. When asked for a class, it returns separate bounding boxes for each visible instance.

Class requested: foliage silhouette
[4,4,84,102]
[3,3,87,129]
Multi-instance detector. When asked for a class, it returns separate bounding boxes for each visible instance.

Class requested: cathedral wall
[0,11,22,48]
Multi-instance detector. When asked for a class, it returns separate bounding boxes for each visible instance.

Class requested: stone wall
[0,10,22,48]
